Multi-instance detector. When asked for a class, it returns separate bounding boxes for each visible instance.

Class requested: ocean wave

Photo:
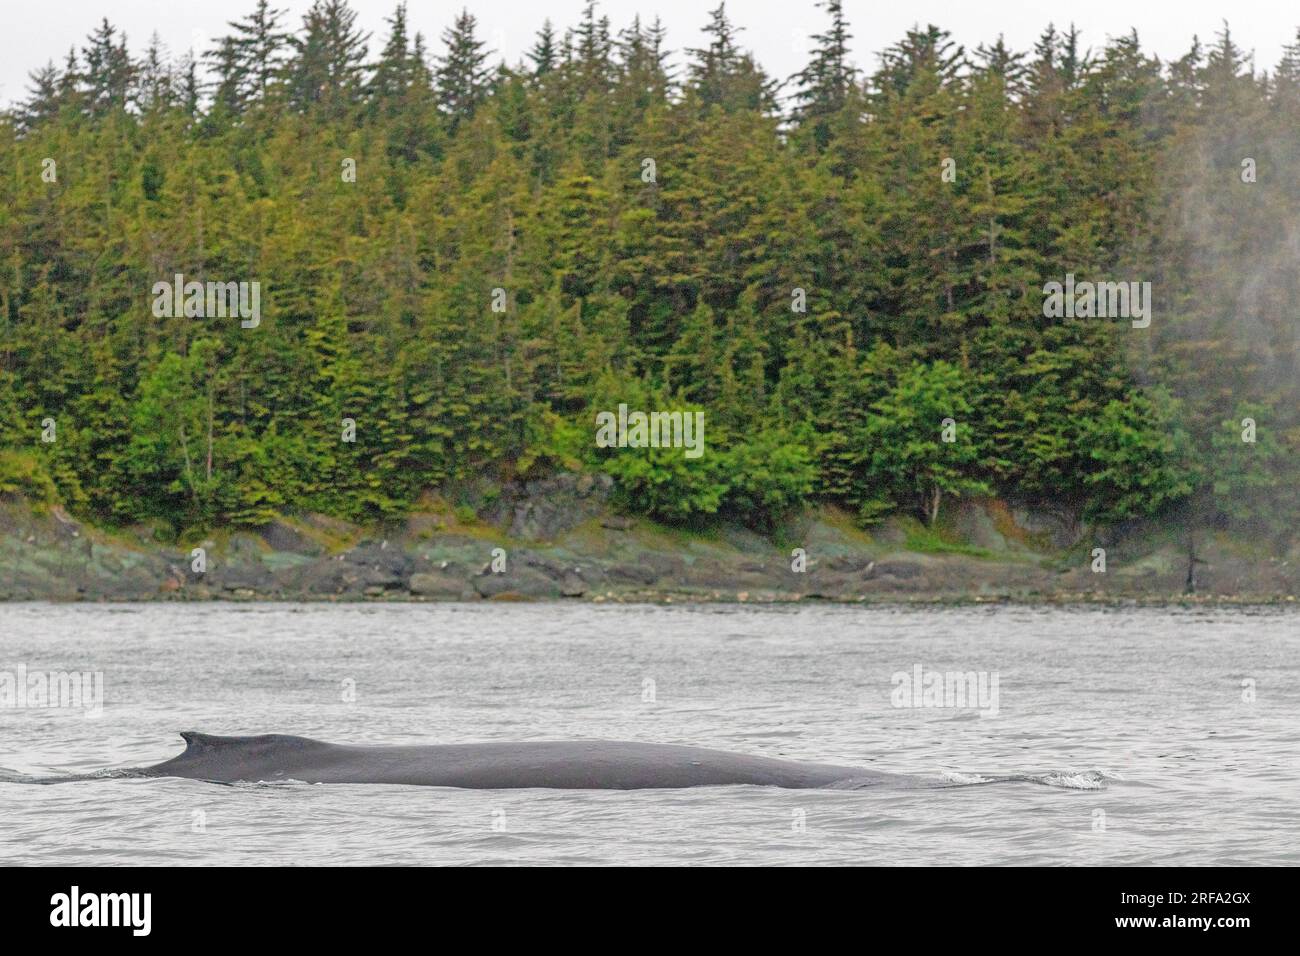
[0,767,145,785]
[940,770,994,785]
[939,769,1121,790]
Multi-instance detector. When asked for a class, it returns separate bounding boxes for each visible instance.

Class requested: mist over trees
[0,1,1296,542]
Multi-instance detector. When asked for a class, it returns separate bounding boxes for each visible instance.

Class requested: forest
[0,1,1296,544]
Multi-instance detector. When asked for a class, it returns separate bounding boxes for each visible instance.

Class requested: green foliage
[601,442,729,524]
[903,521,998,559]
[0,450,58,508]
[719,428,818,530]
[121,340,224,526]
[1081,388,1198,524]
[0,5,1294,545]
[855,360,988,525]
[1209,403,1299,534]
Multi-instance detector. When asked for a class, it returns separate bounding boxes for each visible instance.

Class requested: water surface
[1,603,1295,865]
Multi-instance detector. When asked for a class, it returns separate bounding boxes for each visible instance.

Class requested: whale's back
[142,733,895,790]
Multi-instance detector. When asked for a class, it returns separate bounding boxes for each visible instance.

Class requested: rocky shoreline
[1,475,1297,605]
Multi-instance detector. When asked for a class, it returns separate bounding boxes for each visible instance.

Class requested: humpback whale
[138,732,904,790]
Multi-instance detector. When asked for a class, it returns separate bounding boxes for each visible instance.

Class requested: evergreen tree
[687,4,775,113]
[285,0,369,117]
[229,0,291,105]
[206,35,247,116]
[368,0,433,127]
[529,20,559,77]
[136,34,177,115]
[435,9,493,130]
[80,18,134,116]
[790,0,856,145]
[15,62,61,132]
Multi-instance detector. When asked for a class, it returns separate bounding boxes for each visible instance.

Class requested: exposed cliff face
[1,486,1296,604]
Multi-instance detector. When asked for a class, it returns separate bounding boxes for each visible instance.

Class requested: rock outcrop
[1,490,1296,604]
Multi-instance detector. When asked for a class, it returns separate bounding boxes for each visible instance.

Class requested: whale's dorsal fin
[179,731,238,754]
[177,731,319,757]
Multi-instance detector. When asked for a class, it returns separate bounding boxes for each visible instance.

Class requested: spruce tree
[435,9,493,131]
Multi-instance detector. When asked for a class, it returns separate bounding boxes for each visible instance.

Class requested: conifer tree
[80,19,134,116]
[529,20,559,77]
[790,0,856,147]
[435,9,493,131]
[229,0,290,105]
[285,0,369,117]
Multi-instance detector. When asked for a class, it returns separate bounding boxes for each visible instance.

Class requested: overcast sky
[1,1,1294,107]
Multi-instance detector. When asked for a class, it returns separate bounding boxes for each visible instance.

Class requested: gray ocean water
[1,602,1296,866]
